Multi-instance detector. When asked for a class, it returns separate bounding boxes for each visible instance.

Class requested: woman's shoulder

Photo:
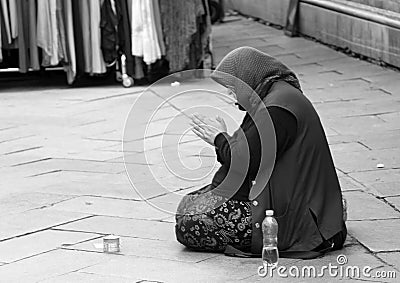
[270,80,302,96]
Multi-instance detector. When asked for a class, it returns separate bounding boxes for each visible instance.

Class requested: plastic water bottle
[262,210,279,268]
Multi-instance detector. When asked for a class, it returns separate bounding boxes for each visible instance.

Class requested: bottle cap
[265,210,274,216]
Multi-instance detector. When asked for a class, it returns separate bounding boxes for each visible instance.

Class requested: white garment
[131,0,162,65]
[131,0,143,57]
[8,0,18,39]
[37,0,61,66]
[1,0,12,43]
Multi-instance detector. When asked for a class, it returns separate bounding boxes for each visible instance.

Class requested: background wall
[225,0,400,68]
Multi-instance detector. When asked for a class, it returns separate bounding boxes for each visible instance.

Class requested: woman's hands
[190,114,227,146]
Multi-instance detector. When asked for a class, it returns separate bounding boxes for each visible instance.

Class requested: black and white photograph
[0,0,399,282]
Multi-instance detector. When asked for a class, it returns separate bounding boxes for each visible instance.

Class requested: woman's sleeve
[213,107,297,171]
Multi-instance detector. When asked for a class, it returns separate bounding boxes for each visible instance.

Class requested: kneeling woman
[175,47,347,257]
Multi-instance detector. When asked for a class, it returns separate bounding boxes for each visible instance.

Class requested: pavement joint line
[0,126,18,132]
[348,185,400,213]
[60,234,105,248]
[2,234,102,266]
[371,253,400,273]
[53,228,171,242]
[343,167,400,174]
[26,170,62,178]
[342,189,364,192]
[346,232,392,259]
[0,134,37,144]
[319,70,343,75]
[0,215,94,243]
[24,195,81,212]
[376,88,393,95]
[2,248,60,265]
[83,137,122,142]
[343,111,400,118]
[3,146,43,156]
[11,157,53,167]
[73,119,107,127]
[193,254,224,264]
[78,271,142,282]
[84,89,145,102]
[347,217,400,222]
[356,141,372,150]
[46,258,110,282]
[60,169,122,175]
[50,213,170,222]
[379,198,400,214]
[338,77,371,83]
[50,228,107,236]
[64,194,142,202]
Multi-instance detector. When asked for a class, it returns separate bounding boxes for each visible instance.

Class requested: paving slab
[0,249,109,283]
[0,230,100,263]
[347,219,400,252]
[39,271,136,283]
[376,252,400,272]
[0,192,74,216]
[55,215,176,241]
[0,209,91,241]
[36,180,141,200]
[338,176,363,191]
[81,254,268,282]
[364,182,400,198]
[332,149,400,173]
[64,236,219,264]
[48,196,170,220]
[343,191,399,220]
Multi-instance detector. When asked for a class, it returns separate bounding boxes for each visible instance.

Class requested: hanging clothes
[0,0,12,44]
[63,0,76,84]
[131,0,162,65]
[79,0,91,73]
[0,12,2,62]
[77,0,106,74]
[28,0,40,70]
[89,0,106,74]
[9,0,18,39]
[152,0,165,56]
[100,0,122,65]
[71,0,85,78]
[16,0,29,72]
[118,0,134,77]
[37,0,63,67]
[56,0,67,65]
[160,0,208,72]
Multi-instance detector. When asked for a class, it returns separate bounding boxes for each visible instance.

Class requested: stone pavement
[0,16,399,282]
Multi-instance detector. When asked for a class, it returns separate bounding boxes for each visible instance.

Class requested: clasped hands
[190,113,227,146]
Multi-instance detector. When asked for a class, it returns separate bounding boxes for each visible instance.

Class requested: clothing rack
[0,0,212,86]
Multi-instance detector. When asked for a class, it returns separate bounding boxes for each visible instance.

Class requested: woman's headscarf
[210,46,302,98]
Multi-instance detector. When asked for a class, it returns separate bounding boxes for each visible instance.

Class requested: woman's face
[227,88,251,111]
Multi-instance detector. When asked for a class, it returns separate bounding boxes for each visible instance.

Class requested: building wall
[226,0,400,68]
[345,0,400,13]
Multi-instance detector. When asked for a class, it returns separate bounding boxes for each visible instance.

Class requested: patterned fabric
[175,185,252,252]
[159,0,210,72]
[210,46,302,97]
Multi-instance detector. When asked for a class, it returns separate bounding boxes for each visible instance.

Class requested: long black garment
[100,0,122,65]
[213,106,297,201]
[117,0,134,77]
[71,0,85,78]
